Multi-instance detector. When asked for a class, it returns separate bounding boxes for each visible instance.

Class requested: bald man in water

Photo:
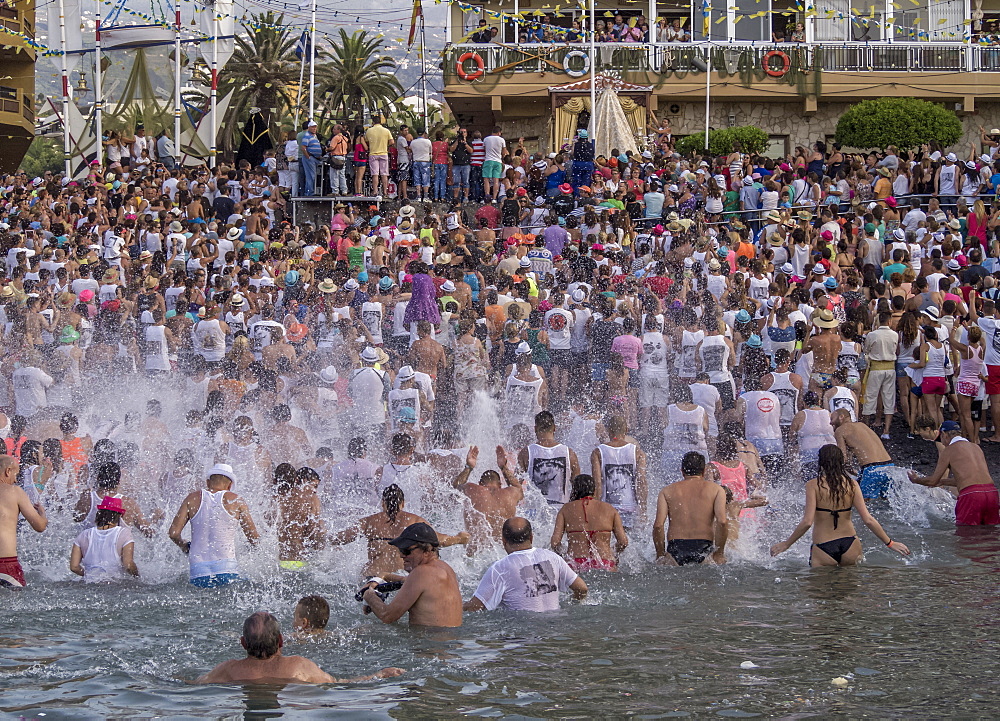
[910,421,1000,525]
[197,612,404,683]
[0,454,47,587]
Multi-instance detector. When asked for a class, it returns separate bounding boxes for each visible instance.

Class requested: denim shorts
[412,161,431,186]
[453,164,470,188]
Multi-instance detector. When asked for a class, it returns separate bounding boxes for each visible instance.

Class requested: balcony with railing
[0,86,35,130]
[0,4,36,60]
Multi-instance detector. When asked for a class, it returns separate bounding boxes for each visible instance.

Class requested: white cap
[515,341,532,355]
[208,463,237,484]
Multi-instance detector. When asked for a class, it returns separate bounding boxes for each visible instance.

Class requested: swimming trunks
[814,536,857,564]
[811,371,835,390]
[190,573,241,588]
[858,461,894,499]
[666,539,714,566]
[955,483,1000,526]
[0,556,25,587]
[571,557,617,571]
[279,560,307,570]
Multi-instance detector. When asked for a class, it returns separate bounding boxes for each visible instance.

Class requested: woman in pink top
[967,199,988,250]
[610,316,642,425]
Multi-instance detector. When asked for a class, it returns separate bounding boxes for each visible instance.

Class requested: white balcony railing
[445,42,1000,77]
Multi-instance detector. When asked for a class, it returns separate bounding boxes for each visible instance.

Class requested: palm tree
[217,12,300,155]
[316,30,404,127]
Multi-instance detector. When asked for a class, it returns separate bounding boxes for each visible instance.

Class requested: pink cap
[79,289,94,302]
[821,230,833,240]
[653,224,664,233]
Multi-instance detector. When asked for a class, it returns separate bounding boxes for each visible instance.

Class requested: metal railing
[445,41,1000,78]
[0,6,34,41]
[0,86,33,124]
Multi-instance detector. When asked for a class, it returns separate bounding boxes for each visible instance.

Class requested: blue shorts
[191,573,240,588]
[591,362,609,381]
[858,461,894,500]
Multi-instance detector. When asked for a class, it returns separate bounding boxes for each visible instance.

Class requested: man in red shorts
[909,421,1000,525]
[0,454,48,586]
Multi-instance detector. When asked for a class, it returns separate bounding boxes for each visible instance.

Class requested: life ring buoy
[563,50,591,78]
[456,52,485,81]
[762,49,790,77]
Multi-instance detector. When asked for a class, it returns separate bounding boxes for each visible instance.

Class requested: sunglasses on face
[399,547,417,557]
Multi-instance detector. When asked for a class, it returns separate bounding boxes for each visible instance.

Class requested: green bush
[675,126,769,157]
[835,97,962,151]
[18,137,64,177]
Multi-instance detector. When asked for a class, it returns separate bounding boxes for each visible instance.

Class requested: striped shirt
[471,140,485,167]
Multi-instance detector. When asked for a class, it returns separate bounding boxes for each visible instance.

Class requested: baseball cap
[388,522,440,549]
[940,420,961,433]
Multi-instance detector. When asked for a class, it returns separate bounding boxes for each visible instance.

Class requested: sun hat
[318,279,337,293]
[921,306,940,321]
[59,326,81,344]
[515,341,532,355]
[746,334,762,348]
[286,323,308,342]
[318,366,339,384]
[813,309,840,328]
[946,259,961,271]
[285,270,300,287]
[360,346,379,363]
[379,276,394,292]
[79,289,95,302]
[226,227,241,240]
[558,183,573,194]
[571,289,586,302]
[780,262,794,275]
[344,278,360,291]
[735,309,752,323]
[169,220,183,233]
[824,277,838,289]
[441,280,456,293]
[400,205,416,217]
[519,257,532,268]
[97,496,125,514]
[397,365,416,381]
[208,463,237,484]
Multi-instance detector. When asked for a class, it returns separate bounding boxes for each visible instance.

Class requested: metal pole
[173,0,182,161]
[704,46,710,151]
[58,0,72,176]
[420,13,428,130]
[294,43,306,133]
[94,0,103,164]
[308,0,317,119]
[589,0,596,138]
[210,11,218,168]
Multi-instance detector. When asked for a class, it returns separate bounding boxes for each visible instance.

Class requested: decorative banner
[197,0,235,65]
[46,0,84,72]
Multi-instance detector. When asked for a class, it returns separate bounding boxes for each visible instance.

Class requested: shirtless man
[831,409,895,499]
[406,321,446,382]
[361,522,465,627]
[196,612,403,683]
[803,309,842,395]
[652,452,728,566]
[329,484,469,577]
[267,404,311,467]
[262,326,297,369]
[452,445,524,552]
[910,420,1000,525]
[0,454,47,586]
[274,466,324,569]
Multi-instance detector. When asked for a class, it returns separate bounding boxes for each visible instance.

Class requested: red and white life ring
[456,52,485,81]
[762,49,790,78]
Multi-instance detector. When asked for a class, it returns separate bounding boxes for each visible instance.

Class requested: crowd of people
[1,122,999,683]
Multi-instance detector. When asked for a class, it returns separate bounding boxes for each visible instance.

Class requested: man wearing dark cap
[910,421,1000,525]
[197,611,403,683]
[361,522,464,627]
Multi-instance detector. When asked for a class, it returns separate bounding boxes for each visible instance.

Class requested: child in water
[723,486,768,541]
[292,595,330,638]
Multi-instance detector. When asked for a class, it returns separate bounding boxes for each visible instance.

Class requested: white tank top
[504,372,543,429]
[699,334,732,383]
[742,390,782,440]
[348,367,388,425]
[597,443,638,513]
[791,244,811,278]
[663,404,708,452]
[749,276,770,301]
[144,324,171,371]
[194,319,226,361]
[225,311,248,346]
[827,386,858,422]
[923,342,948,378]
[79,525,129,583]
[677,330,704,377]
[689,383,720,436]
[837,341,860,378]
[361,302,384,345]
[767,371,800,426]
[527,442,572,506]
[640,331,670,373]
[188,489,239,579]
[797,408,836,455]
[570,307,592,352]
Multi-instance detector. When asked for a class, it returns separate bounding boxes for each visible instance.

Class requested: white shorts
[640,372,670,408]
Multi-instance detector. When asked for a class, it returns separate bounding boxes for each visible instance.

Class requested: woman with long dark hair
[550,474,628,571]
[770,445,910,566]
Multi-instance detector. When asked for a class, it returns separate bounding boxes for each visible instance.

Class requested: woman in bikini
[770,445,910,567]
[550,474,628,572]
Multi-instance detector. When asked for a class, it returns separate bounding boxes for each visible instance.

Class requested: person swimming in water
[652,452,728,566]
[770,444,911,566]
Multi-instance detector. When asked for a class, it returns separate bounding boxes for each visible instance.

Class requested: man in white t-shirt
[13,357,53,417]
[481,127,506,202]
[464,517,587,613]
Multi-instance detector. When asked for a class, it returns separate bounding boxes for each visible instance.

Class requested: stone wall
[661,99,1000,156]
[500,115,552,152]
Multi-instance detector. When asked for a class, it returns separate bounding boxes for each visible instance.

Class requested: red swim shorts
[986,365,1000,396]
[955,483,1000,526]
[0,556,25,587]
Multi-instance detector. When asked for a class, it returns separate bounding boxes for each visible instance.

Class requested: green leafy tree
[218,12,300,154]
[316,30,404,127]
[835,97,962,151]
[19,137,64,176]
[675,126,769,157]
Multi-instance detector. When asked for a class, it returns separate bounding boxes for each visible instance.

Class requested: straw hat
[318,279,338,294]
[813,309,839,329]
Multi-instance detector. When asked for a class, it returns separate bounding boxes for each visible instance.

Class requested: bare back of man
[808,330,841,374]
[198,653,335,684]
[653,455,727,566]
[833,415,891,466]
[454,446,524,553]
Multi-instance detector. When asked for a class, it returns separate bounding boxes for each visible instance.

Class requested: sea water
[2,380,998,717]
